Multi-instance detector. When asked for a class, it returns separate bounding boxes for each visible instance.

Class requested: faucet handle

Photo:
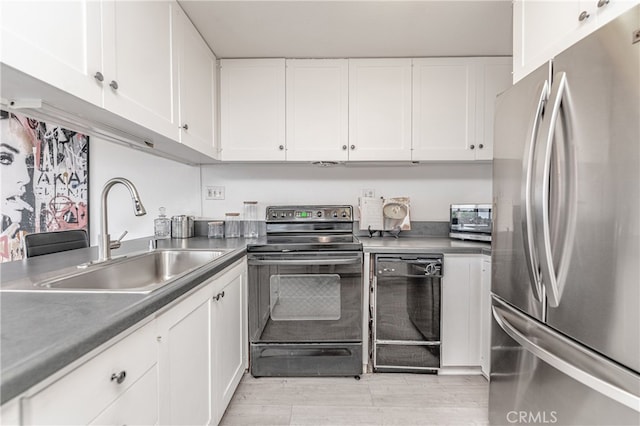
[110,230,128,250]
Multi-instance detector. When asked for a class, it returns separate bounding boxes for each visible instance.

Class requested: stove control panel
[266,205,352,222]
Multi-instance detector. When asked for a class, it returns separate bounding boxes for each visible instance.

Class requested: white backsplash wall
[200,163,492,221]
[89,139,201,244]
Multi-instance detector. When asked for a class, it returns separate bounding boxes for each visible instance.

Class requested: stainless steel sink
[2,249,231,294]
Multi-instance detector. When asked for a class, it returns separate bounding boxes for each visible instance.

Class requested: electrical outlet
[205,186,225,200]
[361,188,375,198]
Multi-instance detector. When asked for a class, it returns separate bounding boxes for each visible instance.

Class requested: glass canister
[243,201,259,239]
[208,221,224,239]
[224,213,241,238]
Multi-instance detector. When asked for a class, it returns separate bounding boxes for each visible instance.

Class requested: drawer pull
[110,370,126,384]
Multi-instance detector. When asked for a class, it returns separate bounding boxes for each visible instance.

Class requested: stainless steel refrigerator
[490,6,640,425]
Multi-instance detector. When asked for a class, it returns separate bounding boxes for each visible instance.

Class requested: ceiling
[178,1,513,59]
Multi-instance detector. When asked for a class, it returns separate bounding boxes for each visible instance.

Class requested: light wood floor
[220,373,489,425]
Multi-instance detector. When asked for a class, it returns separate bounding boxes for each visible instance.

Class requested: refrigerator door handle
[492,295,640,412]
[521,80,549,302]
[532,72,578,307]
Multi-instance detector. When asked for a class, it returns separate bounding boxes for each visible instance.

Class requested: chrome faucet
[98,177,146,262]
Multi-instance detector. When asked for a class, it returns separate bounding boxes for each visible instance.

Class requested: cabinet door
[22,321,157,425]
[412,58,476,161]
[0,0,102,105]
[212,260,247,424]
[220,59,286,161]
[89,365,158,426]
[441,255,481,367]
[175,5,217,158]
[102,0,179,140]
[157,284,213,426]
[348,59,412,161]
[595,0,639,27]
[286,59,349,161]
[0,398,20,426]
[475,58,512,161]
[480,256,492,376]
[513,0,584,83]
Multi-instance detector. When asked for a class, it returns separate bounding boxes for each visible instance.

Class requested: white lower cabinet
[157,283,214,425]
[480,255,492,377]
[11,258,247,426]
[0,398,20,426]
[89,365,159,426]
[441,255,481,368]
[211,260,248,424]
[157,257,247,425]
[21,320,158,425]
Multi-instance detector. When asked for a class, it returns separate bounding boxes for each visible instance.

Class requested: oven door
[248,252,363,344]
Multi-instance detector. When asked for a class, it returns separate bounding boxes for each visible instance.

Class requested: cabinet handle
[479,144,484,149]
[470,144,475,150]
[578,11,590,21]
[278,145,284,151]
[350,145,355,150]
[181,124,189,130]
[342,145,348,150]
[109,80,119,90]
[110,371,126,384]
[597,0,609,7]
[94,71,104,82]
[220,291,225,299]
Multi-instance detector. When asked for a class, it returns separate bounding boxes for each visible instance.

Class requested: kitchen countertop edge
[359,236,491,255]
[0,237,250,405]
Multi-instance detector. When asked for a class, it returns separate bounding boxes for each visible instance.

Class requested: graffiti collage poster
[1,110,89,262]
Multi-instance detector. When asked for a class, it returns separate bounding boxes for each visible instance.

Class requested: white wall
[89,139,201,244]
[200,162,492,221]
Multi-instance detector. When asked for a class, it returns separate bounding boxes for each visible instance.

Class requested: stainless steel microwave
[449,204,492,242]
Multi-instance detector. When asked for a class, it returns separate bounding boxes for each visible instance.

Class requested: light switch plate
[361,188,375,198]
[206,186,225,200]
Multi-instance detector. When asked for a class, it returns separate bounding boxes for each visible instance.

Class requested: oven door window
[270,274,341,321]
[248,252,362,343]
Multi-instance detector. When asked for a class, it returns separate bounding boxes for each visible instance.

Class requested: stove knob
[332,211,338,218]
[280,213,286,218]
[271,212,277,219]
[316,211,322,218]
[342,211,348,218]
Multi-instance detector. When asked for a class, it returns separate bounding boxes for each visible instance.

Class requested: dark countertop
[359,236,491,256]
[0,234,488,405]
[0,236,254,405]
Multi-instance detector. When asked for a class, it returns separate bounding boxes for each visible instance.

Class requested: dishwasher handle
[375,256,443,278]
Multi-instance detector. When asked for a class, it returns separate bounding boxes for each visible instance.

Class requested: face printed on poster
[0,110,89,262]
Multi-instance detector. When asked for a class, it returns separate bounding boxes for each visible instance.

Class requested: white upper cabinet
[174,5,217,158]
[101,0,179,140]
[513,0,639,82]
[412,58,477,161]
[348,59,412,161]
[474,58,512,161]
[220,59,286,161]
[0,0,103,105]
[286,59,349,161]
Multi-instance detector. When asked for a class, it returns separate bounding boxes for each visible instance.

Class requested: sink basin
[3,249,231,294]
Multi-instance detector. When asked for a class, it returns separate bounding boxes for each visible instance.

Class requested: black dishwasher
[371,254,443,372]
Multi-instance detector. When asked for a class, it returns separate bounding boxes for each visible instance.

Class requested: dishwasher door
[372,254,443,372]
